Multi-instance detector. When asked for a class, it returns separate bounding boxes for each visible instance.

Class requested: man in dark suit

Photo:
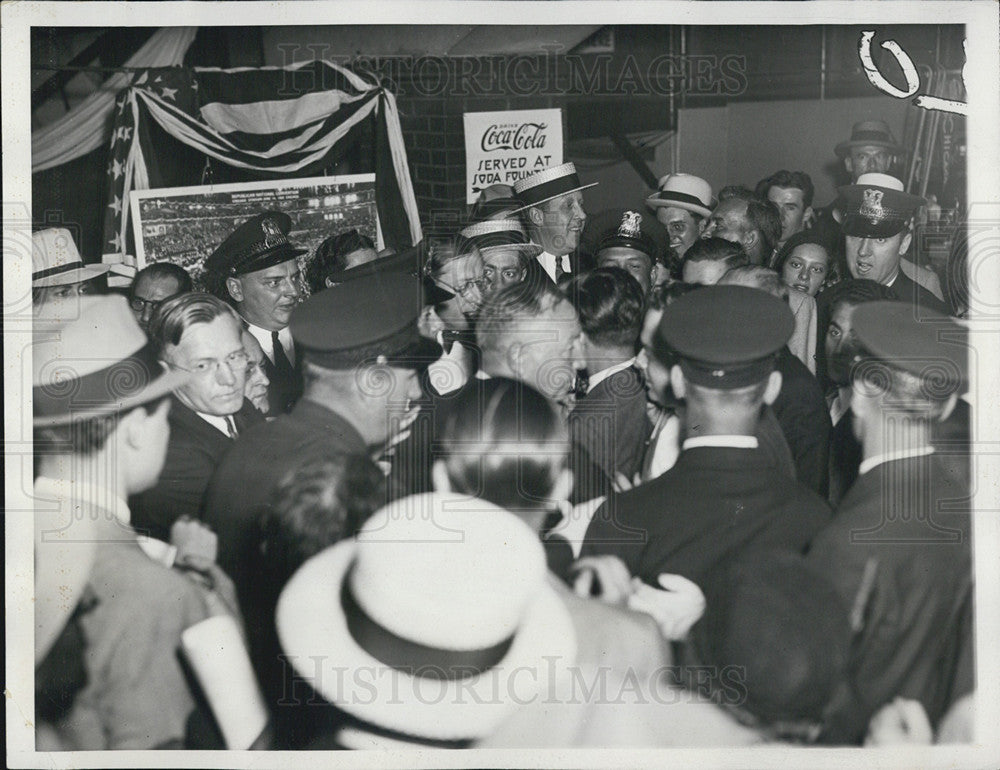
[204,271,438,689]
[514,162,597,283]
[566,263,653,502]
[582,286,832,588]
[204,211,306,415]
[840,173,948,315]
[129,292,264,542]
[806,302,972,744]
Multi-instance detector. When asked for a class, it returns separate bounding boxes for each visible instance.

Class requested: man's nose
[281,277,301,298]
[858,238,873,256]
[216,361,238,386]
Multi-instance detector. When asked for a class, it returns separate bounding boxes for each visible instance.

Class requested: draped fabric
[102,59,421,263]
[31,27,197,173]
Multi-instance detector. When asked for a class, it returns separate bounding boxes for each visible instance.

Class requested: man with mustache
[514,162,596,284]
[205,211,305,414]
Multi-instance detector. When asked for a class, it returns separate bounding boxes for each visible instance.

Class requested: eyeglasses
[171,349,249,378]
[129,296,164,313]
[434,277,486,299]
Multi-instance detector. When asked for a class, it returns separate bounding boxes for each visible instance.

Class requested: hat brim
[33,263,111,289]
[33,366,188,428]
[276,538,577,741]
[516,182,599,211]
[234,246,307,276]
[834,139,905,158]
[644,194,713,219]
[840,214,908,239]
[478,242,544,260]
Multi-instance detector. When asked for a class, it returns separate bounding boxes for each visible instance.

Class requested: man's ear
[844,156,854,177]
[804,206,815,228]
[743,229,759,253]
[120,405,151,451]
[670,364,686,400]
[550,466,574,506]
[527,206,544,227]
[225,276,244,303]
[898,229,913,256]
[762,369,783,405]
[431,459,452,493]
[697,217,707,235]
[938,392,959,423]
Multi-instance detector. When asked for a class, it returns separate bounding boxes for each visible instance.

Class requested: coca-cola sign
[464,109,563,204]
[480,122,549,152]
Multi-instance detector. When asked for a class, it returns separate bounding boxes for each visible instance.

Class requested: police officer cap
[851,300,967,393]
[290,270,440,370]
[654,285,794,389]
[838,173,925,239]
[204,211,306,278]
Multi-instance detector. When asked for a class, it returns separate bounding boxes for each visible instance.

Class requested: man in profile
[702,188,781,267]
[754,170,814,257]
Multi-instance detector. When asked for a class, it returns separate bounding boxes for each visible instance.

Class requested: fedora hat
[513,162,597,209]
[459,218,543,260]
[32,228,110,288]
[645,173,715,218]
[276,492,576,742]
[838,173,925,239]
[33,295,188,427]
[834,120,904,158]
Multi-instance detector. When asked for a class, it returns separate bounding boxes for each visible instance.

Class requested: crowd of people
[30,116,974,750]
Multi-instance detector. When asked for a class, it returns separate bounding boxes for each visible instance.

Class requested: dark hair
[754,170,815,208]
[261,453,384,585]
[717,185,755,203]
[130,262,193,299]
[683,237,750,269]
[567,267,645,349]
[147,291,238,358]
[820,278,899,314]
[440,377,567,514]
[744,198,783,256]
[648,280,702,311]
[306,230,375,293]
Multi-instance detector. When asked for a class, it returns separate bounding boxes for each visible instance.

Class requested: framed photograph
[129,174,380,286]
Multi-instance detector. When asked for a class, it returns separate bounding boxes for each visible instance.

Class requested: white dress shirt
[682,434,759,451]
[586,358,636,394]
[858,446,935,476]
[536,251,572,283]
[243,321,295,367]
[196,411,235,437]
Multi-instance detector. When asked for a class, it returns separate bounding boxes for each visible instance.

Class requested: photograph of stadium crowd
[130,175,379,289]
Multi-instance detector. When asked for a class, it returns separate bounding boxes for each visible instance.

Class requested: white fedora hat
[32,228,110,288]
[513,162,598,209]
[276,492,577,743]
[33,295,188,427]
[645,173,715,218]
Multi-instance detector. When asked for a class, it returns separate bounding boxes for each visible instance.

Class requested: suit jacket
[55,512,211,749]
[807,454,972,744]
[772,347,832,496]
[889,270,950,315]
[129,395,264,541]
[582,445,832,587]
[569,365,654,503]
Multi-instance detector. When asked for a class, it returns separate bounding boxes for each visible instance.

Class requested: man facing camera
[205,211,305,414]
[129,293,264,541]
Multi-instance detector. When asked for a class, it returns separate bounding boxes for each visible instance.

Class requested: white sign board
[464,108,563,204]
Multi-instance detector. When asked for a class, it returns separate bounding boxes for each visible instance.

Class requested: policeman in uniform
[205,211,306,414]
[581,285,831,587]
[807,301,972,744]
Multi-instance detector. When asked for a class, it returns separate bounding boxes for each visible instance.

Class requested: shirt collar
[537,251,571,283]
[859,446,935,476]
[196,411,233,437]
[829,385,852,425]
[587,358,637,393]
[243,320,294,362]
[34,476,131,525]
[682,434,759,451]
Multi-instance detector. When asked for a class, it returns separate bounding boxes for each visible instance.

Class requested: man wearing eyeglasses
[128,262,192,333]
[129,292,264,542]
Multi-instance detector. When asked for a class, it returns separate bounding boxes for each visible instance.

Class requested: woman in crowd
[776,230,839,298]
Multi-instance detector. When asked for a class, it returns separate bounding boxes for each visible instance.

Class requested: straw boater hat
[513,162,597,210]
[645,173,715,219]
[469,184,523,222]
[838,173,925,239]
[459,218,543,260]
[276,492,576,745]
[834,120,905,158]
[32,295,188,427]
[32,228,110,288]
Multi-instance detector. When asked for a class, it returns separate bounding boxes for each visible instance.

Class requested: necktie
[271,330,294,378]
[225,415,238,439]
[555,255,568,282]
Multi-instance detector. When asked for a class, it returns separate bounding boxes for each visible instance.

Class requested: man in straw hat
[514,161,597,284]
[645,172,715,260]
[838,172,948,314]
[275,491,578,748]
[31,227,109,308]
[458,217,542,298]
[32,296,214,749]
[807,301,972,744]
[205,211,306,414]
[813,120,943,302]
[581,286,830,587]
